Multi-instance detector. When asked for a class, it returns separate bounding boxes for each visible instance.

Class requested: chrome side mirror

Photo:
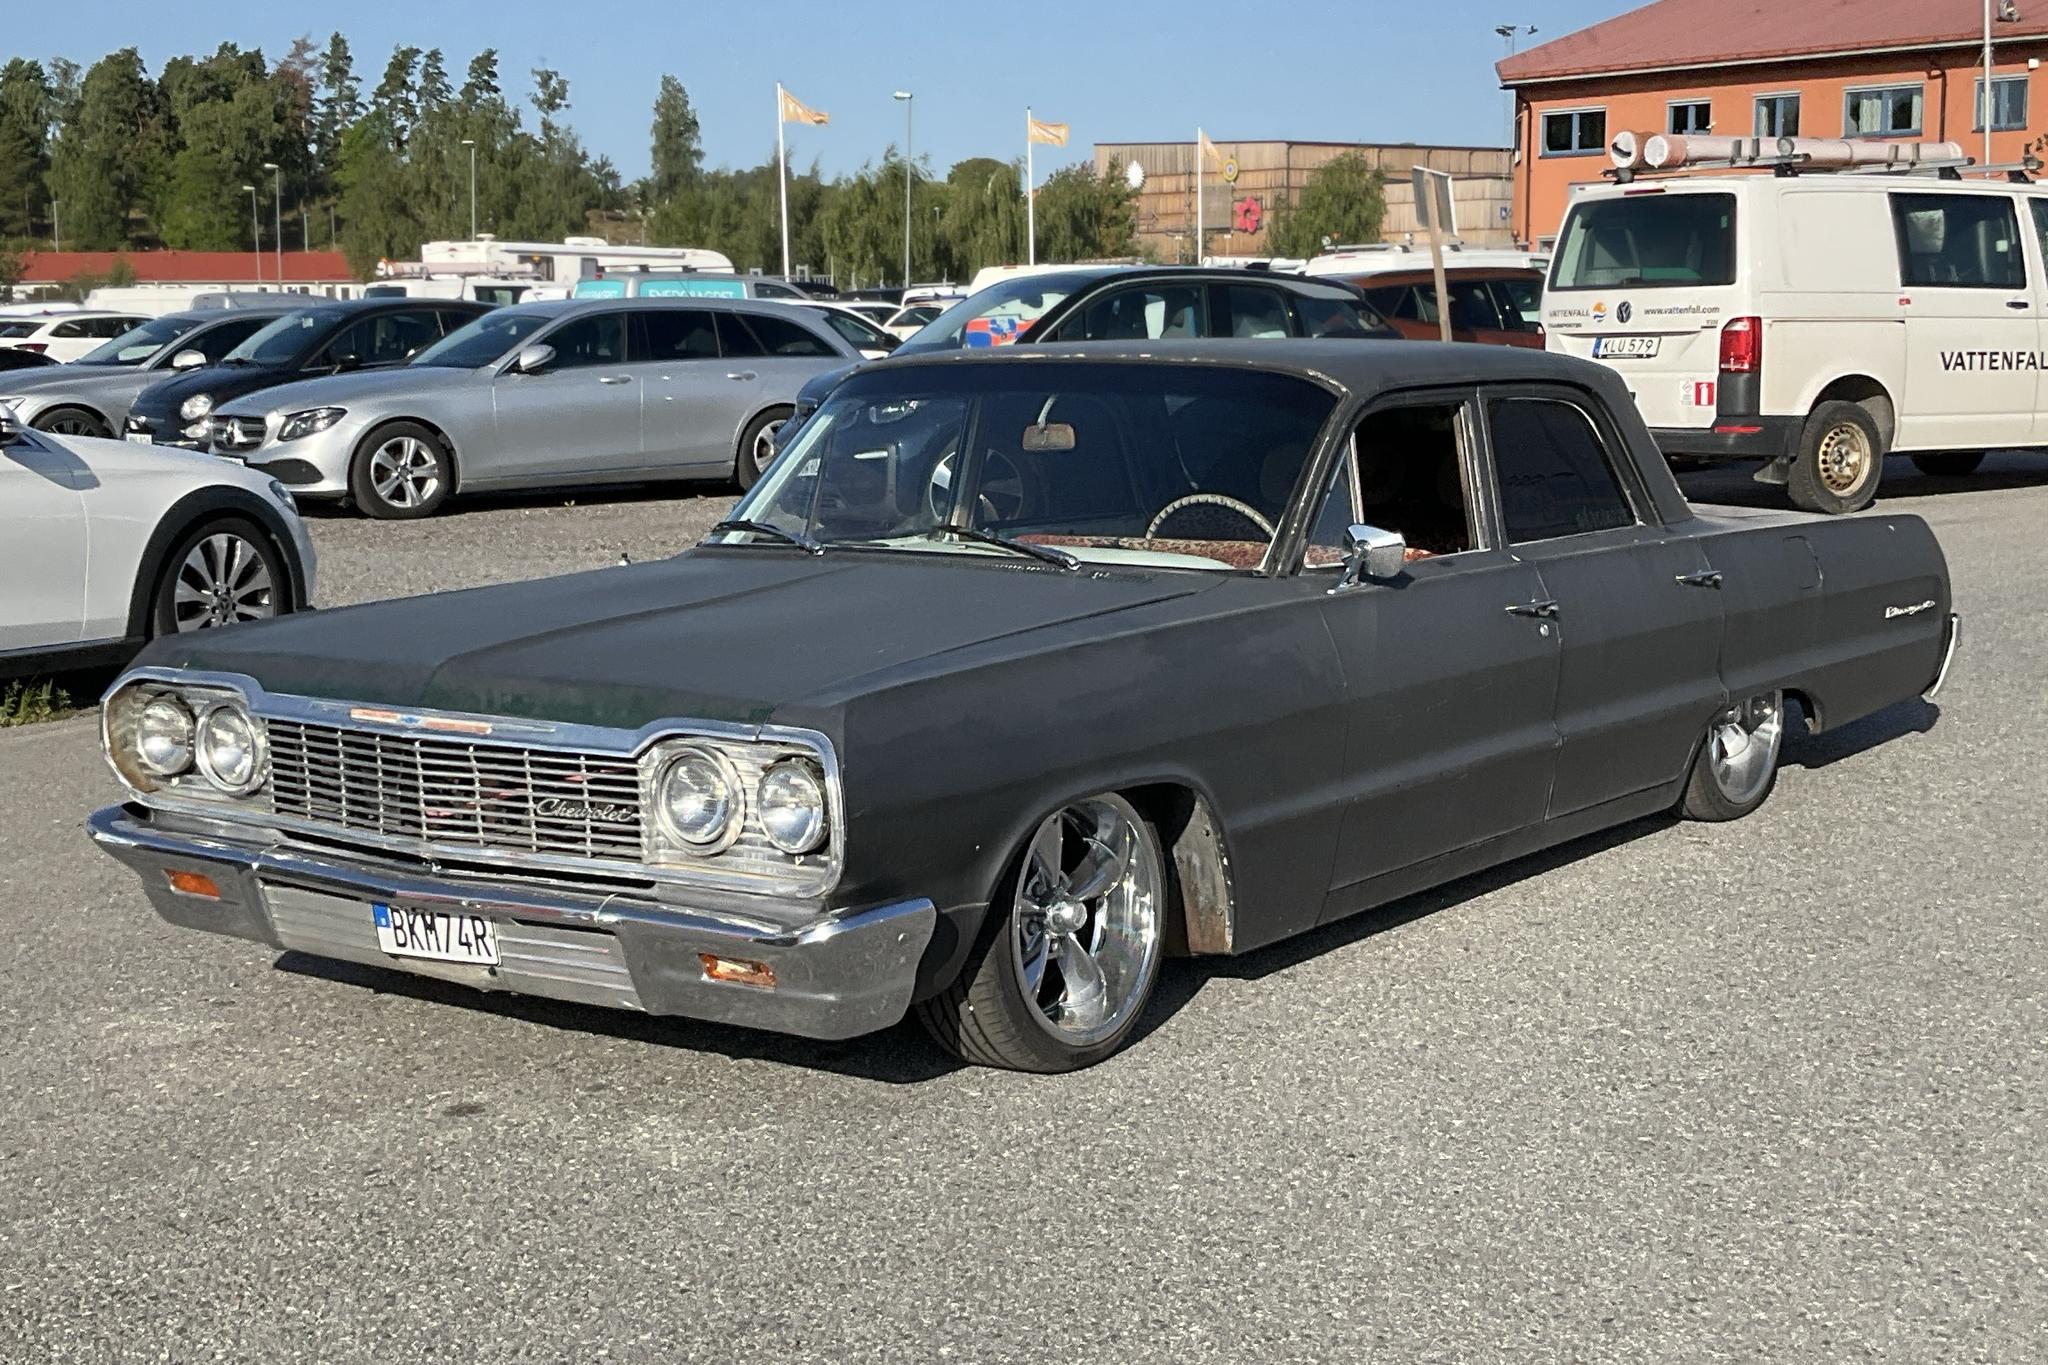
[1336,522,1407,589]
[169,348,207,371]
[514,343,556,375]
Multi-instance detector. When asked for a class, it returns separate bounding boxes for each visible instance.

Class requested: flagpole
[777,83,792,278]
[1193,127,1203,267]
[1025,106,1036,266]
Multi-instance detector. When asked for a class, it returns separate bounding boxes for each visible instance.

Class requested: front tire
[1788,401,1884,514]
[148,516,290,638]
[349,421,452,519]
[1677,690,1786,821]
[735,407,792,491]
[1910,451,1984,478]
[916,793,1167,1072]
[34,406,111,439]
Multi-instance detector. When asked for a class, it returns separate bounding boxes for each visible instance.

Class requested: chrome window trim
[102,667,845,901]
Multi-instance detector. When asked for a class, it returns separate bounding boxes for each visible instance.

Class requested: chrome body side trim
[88,803,934,1041]
[1924,611,1962,702]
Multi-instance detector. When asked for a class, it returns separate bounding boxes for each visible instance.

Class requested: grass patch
[0,679,74,727]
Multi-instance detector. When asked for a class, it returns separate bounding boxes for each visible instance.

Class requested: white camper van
[1545,146,2048,513]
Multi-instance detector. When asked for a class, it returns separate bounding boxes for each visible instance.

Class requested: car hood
[137,549,1217,729]
[0,363,132,396]
[132,362,303,419]
[214,365,479,418]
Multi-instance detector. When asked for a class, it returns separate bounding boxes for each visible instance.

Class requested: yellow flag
[1028,117,1069,148]
[779,88,829,126]
[1198,129,1226,172]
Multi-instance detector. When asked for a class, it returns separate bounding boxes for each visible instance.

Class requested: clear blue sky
[12,0,1637,179]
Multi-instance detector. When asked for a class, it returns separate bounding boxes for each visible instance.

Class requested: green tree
[460,50,500,105]
[1031,163,1136,263]
[45,48,156,249]
[0,61,51,240]
[1266,152,1387,259]
[314,33,360,174]
[370,45,421,146]
[649,74,701,203]
[939,156,1026,278]
[417,49,451,113]
[0,238,26,300]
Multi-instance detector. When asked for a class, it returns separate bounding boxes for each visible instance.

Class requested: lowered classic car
[89,341,1958,1072]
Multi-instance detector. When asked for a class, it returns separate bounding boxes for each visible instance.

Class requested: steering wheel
[928,449,1031,525]
[1147,494,1276,541]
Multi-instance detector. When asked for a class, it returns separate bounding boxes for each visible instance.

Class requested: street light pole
[462,139,478,238]
[264,162,283,286]
[893,91,913,290]
[243,185,261,283]
[1495,24,1538,152]
[50,199,59,252]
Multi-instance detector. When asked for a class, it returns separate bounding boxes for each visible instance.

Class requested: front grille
[214,415,264,452]
[266,719,646,862]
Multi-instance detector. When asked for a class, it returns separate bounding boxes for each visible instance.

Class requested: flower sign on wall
[1233,197,1263,234]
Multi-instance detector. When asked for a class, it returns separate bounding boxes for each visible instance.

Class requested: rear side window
[740,312,836,357]
[1487,397,1636,543]
[1551,193,1736,290]
[715,312,764,358]
[1892,192,2026,289]
[1219,285,1292,339]
[638,309,720,361]
[1295,294,1376,338]
[1067,284,1206,340]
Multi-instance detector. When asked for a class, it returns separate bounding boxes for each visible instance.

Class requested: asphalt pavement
[1,465,2042,1363]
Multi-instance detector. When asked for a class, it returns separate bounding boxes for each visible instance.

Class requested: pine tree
[649,74,701,204]
[0,60,51,240]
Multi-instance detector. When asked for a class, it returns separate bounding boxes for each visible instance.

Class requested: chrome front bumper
[88,804,935,1041]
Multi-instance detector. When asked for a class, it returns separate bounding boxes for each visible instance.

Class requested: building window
[1668,100,1712,135]
[1845,84,1925,138]
[1977,76,2029,132]
[1541,108,1607,157]
[1755,93,1801,138]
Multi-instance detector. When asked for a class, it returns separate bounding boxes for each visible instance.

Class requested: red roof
[1500,0,2048,85]
[18,250,355,285]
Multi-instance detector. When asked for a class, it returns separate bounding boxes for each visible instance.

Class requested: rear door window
[740,312,837,356]
[1551,192,1737,290]
[1295,294,1376,338]
[1891,192,2026,289]
[637,309,721,361]
[1217,284,1293,338]
[1067,284,1206,340]
[715,312,765,358]
[1487,396,1637,543]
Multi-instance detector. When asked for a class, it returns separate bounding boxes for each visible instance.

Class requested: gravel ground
[1,461,2042,1363]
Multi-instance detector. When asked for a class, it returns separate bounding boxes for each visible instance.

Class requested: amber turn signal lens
[699,954,776,988]
[165,869,222,900]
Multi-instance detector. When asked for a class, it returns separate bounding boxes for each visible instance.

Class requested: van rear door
[1542,189,1738,431]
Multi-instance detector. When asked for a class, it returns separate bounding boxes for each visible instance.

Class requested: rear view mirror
[515,343,556,375]
[1020,423,1076,453]
[169,348,206,371]
[1335,522,1407,590]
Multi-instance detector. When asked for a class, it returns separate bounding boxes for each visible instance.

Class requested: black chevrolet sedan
[126,297,492,449]
[90,341,1956,1072]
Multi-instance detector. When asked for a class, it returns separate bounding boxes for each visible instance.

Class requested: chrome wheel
[368,435,442,510]
[1815,423,1870,495]
[1708,690,1784,807]
[172,532,277,631]
[752,418,786,474]
[1010,795,1163,1048]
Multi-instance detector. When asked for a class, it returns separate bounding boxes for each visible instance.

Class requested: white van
[1543,169,2048,512]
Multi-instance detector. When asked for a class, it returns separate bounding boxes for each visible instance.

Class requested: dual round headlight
[122,692,265,795]
[654,747,827,857]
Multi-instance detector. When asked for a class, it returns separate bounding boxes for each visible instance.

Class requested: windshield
[1551,193,1737,291]
[896,272,1104,355]
[77,314,197,367]
[718,363,1337,571]
[412,308,556,367]
[226,308,333,365]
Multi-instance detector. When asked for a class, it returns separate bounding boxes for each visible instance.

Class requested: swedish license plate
[1593,335,1660,359]
[372,902,499,966]
[126,432,153,444]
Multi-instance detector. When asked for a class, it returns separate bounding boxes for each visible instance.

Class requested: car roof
[1347,267,1545,286]
[284,296,493,316]
[868,337,1606,397]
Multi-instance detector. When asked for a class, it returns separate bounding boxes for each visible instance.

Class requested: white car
[793,301,901,358]
[0,311,153,363]
[0,405,316,677]
[882,302,949,340]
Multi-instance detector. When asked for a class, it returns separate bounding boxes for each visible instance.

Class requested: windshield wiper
[706,518,824,555]
[926,525,1079,571]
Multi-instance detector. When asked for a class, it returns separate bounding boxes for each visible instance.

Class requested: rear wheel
[148,516,289,638]
[1677,690,1786,821]
[735,407,792,491]
[349,421,451,519]
[1910,451,1984,478]
[33,406,110,439]
[915,793,1167,1072]
[1788,401,1884,515]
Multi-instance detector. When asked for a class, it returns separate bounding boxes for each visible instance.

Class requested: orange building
[1500,0,2048,248]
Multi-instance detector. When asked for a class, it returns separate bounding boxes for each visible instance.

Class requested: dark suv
[781,267,1394,440]
[127,298,493,449]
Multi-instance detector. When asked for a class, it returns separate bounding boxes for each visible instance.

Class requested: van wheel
[1787,401,1884,514]
[736,407,792,491]
[1910,451,1984,478]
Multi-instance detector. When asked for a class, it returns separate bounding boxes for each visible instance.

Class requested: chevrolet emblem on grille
[534,797,636,824]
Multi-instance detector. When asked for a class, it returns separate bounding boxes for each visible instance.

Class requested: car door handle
[1504,599,1560,619]
[598,375,632,385]
[725,371,758,382]
[1676,570,1724,589]
[2008,299,2031,310]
